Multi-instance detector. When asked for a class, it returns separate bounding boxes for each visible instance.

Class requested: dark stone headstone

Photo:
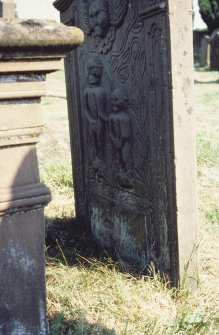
[200,35,210,67]
[210,29,219,70]
[54,0,198,289]
[193,30,209,66]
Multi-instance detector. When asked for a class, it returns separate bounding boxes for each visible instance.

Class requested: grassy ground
[38,67,219,334]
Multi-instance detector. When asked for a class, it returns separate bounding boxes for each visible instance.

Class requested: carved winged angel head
[80,0,128,38]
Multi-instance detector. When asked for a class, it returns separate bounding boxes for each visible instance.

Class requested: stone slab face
[0,210,47,334]
[55,0,198,288]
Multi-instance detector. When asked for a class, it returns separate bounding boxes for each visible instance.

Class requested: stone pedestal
[0,0,15,18]
[54,0,198,289]
[0,19,83,334]
[200,35,210,67]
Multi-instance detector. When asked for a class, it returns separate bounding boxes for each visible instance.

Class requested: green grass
[38,68,219,335]
[204,207,219,225]
[197,136,219,166]
[201,91,219,105]
[40,161,73,190]
[46,257,219,334]
[40,160,75,220]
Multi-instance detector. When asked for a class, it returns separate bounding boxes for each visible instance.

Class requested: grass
[45,256,219,334]
[201,91,219,105]
[39,69,219,334]
[197,136,219,168]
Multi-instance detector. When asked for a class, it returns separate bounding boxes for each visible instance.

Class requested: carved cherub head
[87,55,103,86]
[111,88,128,112]
[88,0,109,37]
[80,0,128,38]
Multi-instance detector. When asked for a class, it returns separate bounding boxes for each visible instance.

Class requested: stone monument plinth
[0,19,83,334]
[54,0,198,289]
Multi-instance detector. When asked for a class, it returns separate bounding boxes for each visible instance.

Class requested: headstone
[0,19,83,334]
[0,0,15,19]
[200,35,210,67]
[193,30,209,66]
[54,0,198,289]
[210,28,219,70]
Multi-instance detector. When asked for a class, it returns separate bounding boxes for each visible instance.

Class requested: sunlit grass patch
[40,160,73,190]
[40,160,74,219]
[201,91,219,105]
[204,207,219,226]
[197,136,219,167]
[46,256,219,335]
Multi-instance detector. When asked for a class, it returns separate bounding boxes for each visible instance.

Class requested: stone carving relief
[109,88,133,189]
[84,55,108,180]
[79,0,128,53]
[78,0,168,196]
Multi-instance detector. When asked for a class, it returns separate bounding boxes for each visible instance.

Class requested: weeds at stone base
[45,223,219,335]
[44,173,219,335]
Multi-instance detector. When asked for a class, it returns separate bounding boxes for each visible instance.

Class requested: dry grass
[38,68,219,334]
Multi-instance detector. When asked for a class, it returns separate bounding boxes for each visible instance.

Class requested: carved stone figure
[88,0,109,38]
[109,88,133,189]
[84,55,107,178]
[79,0,128,53]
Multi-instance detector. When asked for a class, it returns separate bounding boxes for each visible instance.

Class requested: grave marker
[200,35,210,67]
[54,0,198,289]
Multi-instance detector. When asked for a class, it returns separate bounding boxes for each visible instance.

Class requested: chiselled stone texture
[0,19,83,334]
[55,0,198,289]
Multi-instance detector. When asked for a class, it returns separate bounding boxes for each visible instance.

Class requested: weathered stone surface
[55,0,198,289]
[0,210,47,334]
[210,29,219,70]
[0,19,84,56]
[0,19,83,334]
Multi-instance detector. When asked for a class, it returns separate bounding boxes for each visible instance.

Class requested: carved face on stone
[87,56,103,86]
[111,88,128,112]
[88,0,109,37]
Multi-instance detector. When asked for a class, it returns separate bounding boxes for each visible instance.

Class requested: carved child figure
[109,88,133,189]
[84,55,107,178]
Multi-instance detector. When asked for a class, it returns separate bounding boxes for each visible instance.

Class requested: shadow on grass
[48,312,116,335]
[45,217,141,276]
[194,79,219,84]
[46,94,67,99]
[46,217,103,264]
